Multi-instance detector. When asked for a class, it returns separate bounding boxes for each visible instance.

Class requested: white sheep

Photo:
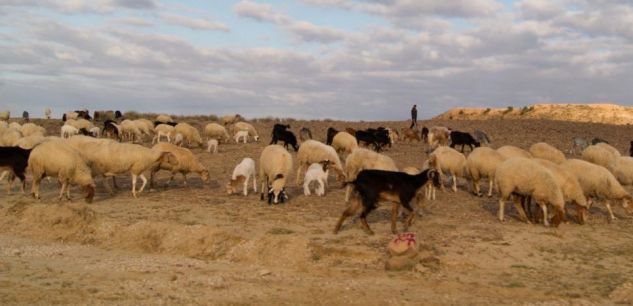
[234,130,249,143]
[220,114,243,126]
[581,143,620,170]
[331,132,358,155]
[466,146,506,197]
[0,111,10,121]
[0,120,8,129]
[428,146,467,193]
[495,157,565,227]
[119,119,142,142]
[233,122,259,142]
[174,123,203,147]
[20,123,46,137]
[561,159,633,221]
[303,161,330,196]
[44,107,52,119]
[65,111,79,120]
[226,157,257,196]
[61,124,79,139]
[133,118,154,140]
[173,133,184,146]
[89,126,101,138]
[496,145,532,159]
[16,135,49,149]
[344,147,398,201]
[207,139,218,153]
[259,144,293,204]
[0,129,21,146]
[204,123,231,143]
[149,142,209,188]
[427,126,450,148]
[8,122,21,131]
[534,158,589,224]
[296,140,346,186]
[153,124,175,143]
[529,142,566,164]
[156,114,174,124]
[28,140,96,203]
[612,156,633,185]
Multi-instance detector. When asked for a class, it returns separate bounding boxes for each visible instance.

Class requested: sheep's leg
[539,202,550,227]
[296,165,306,185]
[132,174,138,198]
[333,196,362,234]
[303,181,311,196]
[605,200,617,222]
[451,172,458,192]
[512,196,530,224]
[66,182,72,200]
[472,177,480,196]
[243,175,249,196]
[0,170,7,181]
[112,176,119,189]
[260,176,267,201]
[487,177,494,197]
[32,178,41,200]
[498,198,506,222]
[252,175,257,192]
[138,174,148,195]
[182,173,188,186]
[391,202,399,234]
[58,182,68,201]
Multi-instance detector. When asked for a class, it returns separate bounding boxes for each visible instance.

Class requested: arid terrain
[2,116,633,305]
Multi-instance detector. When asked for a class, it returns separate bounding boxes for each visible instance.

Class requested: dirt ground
[2,117,633,305]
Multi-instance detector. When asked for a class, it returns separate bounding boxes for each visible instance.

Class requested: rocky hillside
[434,103,633,125]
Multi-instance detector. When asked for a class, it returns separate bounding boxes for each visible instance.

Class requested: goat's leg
[391,202,399,234]
[359,209,374,235]
[512,195,530,223]
[333,196,362,234]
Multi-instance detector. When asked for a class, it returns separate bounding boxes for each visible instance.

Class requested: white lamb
[207,139,218,153]
[303,161,330,196]
[296,140,346,186]
[61,124,79,139]
[226,157,257,196]
[234,130,249,143]
[259,145,293,204]
[581,143,620,170]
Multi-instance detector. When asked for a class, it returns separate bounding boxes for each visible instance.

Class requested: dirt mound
[435,103,633,125]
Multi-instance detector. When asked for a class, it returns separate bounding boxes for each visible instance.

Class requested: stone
[385,255,416,271]
[388,232,418,257]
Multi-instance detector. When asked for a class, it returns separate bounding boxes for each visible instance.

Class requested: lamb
[207,139,218,153]
[61,124,79,139]
[331,132,358,155]
[427,146,467,193]
[303,160,331,196]
[259,145,293,204]
[28,141,95,203]
[156,114,174,124]
[0,146,32,194]
[466,147,506,197]
[333,168,440,235]
[473,129,491,145]
[149,143,209,188]
[386,127,399,144]
[449,130,480,152]
[400,128,421,142]
[0,111,10,121]
[495,157,565,227]
[174,123,203,147]
[496,145,532,159]
[529,142,566,164]
[560,159,633,221]
[220,114,243,126]
[153,123,175,143]
[581,143,620,170]
[326,127,339,145]
[296,140,346,187]
[20,123,46,137]
[226,158,257,196]
[570,137,588,155]
[204,123,231,143]
[344,148,398,201]
[534,159,589,224]
[233,122,259,142]
[234,130,249,143]
[427,126,451,148]
[299,127,313,142]
[275,130,299,151]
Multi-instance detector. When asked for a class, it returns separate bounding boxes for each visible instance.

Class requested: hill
[434,103,633,125]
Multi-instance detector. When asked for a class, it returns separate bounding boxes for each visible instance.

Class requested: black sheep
[449,130,480,152]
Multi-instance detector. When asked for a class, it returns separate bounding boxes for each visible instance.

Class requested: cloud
[161,14,229,32]
[0,0,157,14]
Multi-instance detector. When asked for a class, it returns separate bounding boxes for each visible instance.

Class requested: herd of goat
[2,110,633,236]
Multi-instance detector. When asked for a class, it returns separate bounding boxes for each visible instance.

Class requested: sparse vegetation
[483,108,491,114]
[520,106,535,116]
[502,106,514,115]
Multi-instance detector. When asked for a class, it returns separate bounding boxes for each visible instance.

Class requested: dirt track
[2,117,633,305]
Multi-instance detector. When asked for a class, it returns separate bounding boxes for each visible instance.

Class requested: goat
[278,130,299,151]
[473,130,491,145]
[326,127,339,146]
[570,137,588,155]
[449,130,480,152]
[334,168,440,235]
[421,126,429,142]
[0,146,32,193]
[355,129,389,152]
[103,119,120,140]
[270,124,291,145]
[345,127,356,136]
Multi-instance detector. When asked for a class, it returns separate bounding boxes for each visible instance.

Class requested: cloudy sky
[1,0,632,120]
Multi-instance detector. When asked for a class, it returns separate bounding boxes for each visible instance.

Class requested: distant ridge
[434,103,633,125]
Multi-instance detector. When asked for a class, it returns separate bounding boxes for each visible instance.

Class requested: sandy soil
[2,117,633,305]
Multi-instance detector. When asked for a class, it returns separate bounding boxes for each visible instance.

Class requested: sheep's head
[268,174,288,204]
[622,195,633,214]
[254,135,260,142]
[575,204,588,224]
[226,175,246,194]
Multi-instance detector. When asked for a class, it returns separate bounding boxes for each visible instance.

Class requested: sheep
[63,111,79,121]
[299,127,312,142]
[226,157,257,196]
[534,158,589,224]
[400,128,421,142]
[8,122,21,132]
[326,127,339,145]
[149,142,209,188]
[333,168,440,235]
[570,137,588,155]
[427,126,451,148]
[296,140,346,187]
[234,130,249,143]
[0,129,21,146]
[355,129,389,151]
[20,123,46,137]
[303,160,331,196]
[204,123,231,143]
[449,131,480,152]
[133,118,154,139]
[0,111,10,121]
[427,146,467,193]
[156,114,174,124]
[174,123,204,147]
[560,159,633,221]
[497,145,532,159]
[529,142,566,164]
[220,114,243,126]
[89,126,101,138]
[259,144,293,204]
[495,157,565,227]
[344,148,398,201]
[466,147,506,197]
[0,146,32,194]
[102,119,120,140]
[331,132,358,155]
[28,141,95,203]
[43,108,52,119]
[0,121,8,129]
[401,166,420,175]
[581,143,619,170]
[119,119,142,142]
[65,136,177,198]
[610,156,633,185]
[274,130,299,151]
[173,133,185,146]
[233,122,259,142]
[60,125,78,139]
[473,129,491,145]
[16,135,48,150]
[153,123,175,143]
[207,139,218,153]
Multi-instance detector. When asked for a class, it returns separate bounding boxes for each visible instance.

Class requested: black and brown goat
[0,146,32,193]
[334,168,440,235]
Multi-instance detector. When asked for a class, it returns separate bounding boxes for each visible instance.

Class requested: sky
[1,0,633,120]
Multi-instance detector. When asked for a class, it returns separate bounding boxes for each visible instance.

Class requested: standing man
[410,104,417,129]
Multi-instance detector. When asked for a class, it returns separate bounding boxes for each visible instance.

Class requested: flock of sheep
[1,110,633,236]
